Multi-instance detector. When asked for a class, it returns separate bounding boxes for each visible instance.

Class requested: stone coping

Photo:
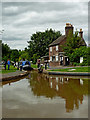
[1,68,89,82]
[33,68,90,76]
[0,71,29,81]
[43,70,90,76]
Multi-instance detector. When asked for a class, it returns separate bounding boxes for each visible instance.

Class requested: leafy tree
[32,53,40,64]
[62,31,87,64]
[28,28,62,63]
[69,46,88,64]
[10,49,19,62]
[0,40,2,61]
[63,31,83,55]
[2,43,11,61]
[2,43,20,62]
[20,51,29,60]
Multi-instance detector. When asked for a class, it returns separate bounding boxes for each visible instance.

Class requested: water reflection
[2,75,27,86]
[29,71,88,112]
[2,71,89,114]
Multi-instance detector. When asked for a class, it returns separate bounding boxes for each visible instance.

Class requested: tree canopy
[28,28,62,63]
[63,31,83,55]
[2,43,11,61]
[62,31,88,65]
[2,42,20,62]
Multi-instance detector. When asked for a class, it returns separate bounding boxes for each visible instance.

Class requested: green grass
[31,64,45,69]
[31,64,38,68]
[48,67,90,72]
[1,65,17,74]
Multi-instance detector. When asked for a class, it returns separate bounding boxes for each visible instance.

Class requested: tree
[20,51,29,60]
[63,31,83,55]
[69,46,88,64]
[2,43,11,61]
[32,53,40,64]
[10,49,19,62]
[0,40,2,61]
[28,28,62,63]
[62,31,85,64]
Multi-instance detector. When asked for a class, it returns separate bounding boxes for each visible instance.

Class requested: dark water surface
[2,71,89,118]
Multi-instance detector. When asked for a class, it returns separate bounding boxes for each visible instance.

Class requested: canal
[2,71,89,118]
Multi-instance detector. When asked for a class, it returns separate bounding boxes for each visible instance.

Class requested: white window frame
[50,47,52,52]
[56,45,58,51]
[80,57,83,63]
[50,56,52,61]
[56,55,58,61]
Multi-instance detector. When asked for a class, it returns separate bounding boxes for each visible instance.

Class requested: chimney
[65,23,73,37]
[79,29,83,38]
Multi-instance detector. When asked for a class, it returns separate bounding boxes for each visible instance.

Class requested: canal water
[2,71,89,118]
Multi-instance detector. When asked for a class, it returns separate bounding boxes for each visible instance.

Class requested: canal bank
[0,70,29,81]
[43,70,90,76]
[33,68,90,76]
[1,66,90,82]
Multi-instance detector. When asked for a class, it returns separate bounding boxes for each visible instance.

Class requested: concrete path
[0,70,29,81]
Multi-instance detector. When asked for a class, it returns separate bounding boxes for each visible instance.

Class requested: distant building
[49,23,86,67]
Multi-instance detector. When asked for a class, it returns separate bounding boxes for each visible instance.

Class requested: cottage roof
[49,35,66,47]
[81,38,87,46]
[49,35,86,47]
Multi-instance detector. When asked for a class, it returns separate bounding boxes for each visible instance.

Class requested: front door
[65,57,69,66]
[60,56,63,65]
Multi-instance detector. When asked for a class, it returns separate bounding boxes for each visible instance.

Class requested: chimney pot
[80,28,82,32]
[79,29,83,38]
[65,23,73,36]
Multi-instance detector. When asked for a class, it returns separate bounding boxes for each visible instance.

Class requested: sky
[1,0,89,50]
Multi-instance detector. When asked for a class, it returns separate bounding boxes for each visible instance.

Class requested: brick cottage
[49,23,86,67]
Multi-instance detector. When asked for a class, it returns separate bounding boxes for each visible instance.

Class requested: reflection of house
[29,72,88,113]
[49,77,85,112]
[49,23,86,67]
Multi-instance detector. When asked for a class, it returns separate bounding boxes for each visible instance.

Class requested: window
[60,56,63,61]
[56,45,58,51]
[52,56,55,61]
[67,58,68,61]
[56,56,58,61]
[50,47,52,52]
[50,56,52,61]
[80,57,83,63]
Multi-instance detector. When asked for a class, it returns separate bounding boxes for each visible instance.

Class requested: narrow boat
[23,65,33,71]
[22,61,33,71]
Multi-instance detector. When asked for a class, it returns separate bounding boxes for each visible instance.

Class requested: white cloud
[2,2,88,50]
[2,0,89,2]
[4,6,18,13]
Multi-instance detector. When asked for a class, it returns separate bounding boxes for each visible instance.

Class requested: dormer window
[50,47,52,52]
[56,45,58,51]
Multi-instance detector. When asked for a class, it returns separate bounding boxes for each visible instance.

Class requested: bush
[73,62,80,66]
[66,46,89,66]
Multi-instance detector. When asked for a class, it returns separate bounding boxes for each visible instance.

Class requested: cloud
[2,0,89,2]
[2,2,88,50]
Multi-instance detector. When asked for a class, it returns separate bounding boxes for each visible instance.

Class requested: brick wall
[49,45,59,57]
[49,61,60,67]
[49,37,67,67]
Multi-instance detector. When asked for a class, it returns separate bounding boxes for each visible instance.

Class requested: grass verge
[31,64,38,68]
[48,67,90,72]
[1,65,17,74]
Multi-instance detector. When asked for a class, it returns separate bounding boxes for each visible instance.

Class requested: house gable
[48,23,87,67]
